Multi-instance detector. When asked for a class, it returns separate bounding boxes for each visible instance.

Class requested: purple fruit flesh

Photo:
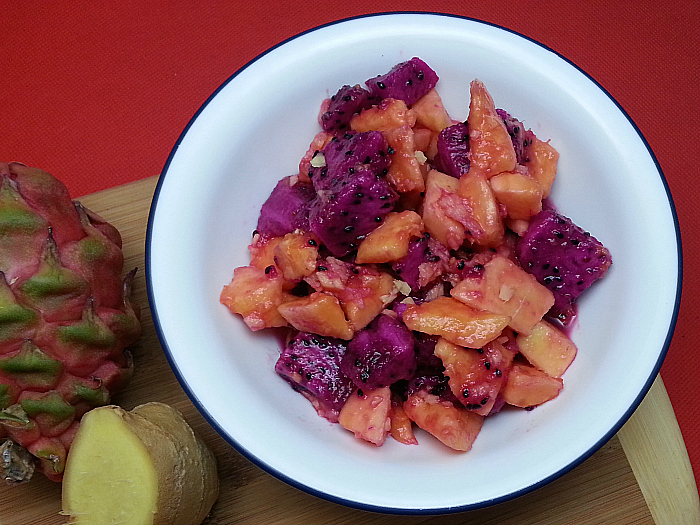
[365,57,439,106]
[340,314,416,389]
[516,209,612,323]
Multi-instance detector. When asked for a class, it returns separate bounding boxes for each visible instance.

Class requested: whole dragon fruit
[0,162,140,483]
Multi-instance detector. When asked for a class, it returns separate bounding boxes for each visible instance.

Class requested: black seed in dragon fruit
[275,331,354,422]
[496,109,528,165]
[406,372,460,404]
[320,84,378,133]
[365,57,439,106]
[309,131,390,192]
[340,314,416,389]
[434,122,471,178]
[308,165,399,257]
[516,209,612,323]
[391,235,450,290]
[256,175,316,237]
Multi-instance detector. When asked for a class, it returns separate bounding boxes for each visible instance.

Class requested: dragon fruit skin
[496,109,527,165]
[365,57,439,106]
[275,331,354,422]
[309,131,390,192]
[256,176,316,237]
[320,85,378,133]
[0,162,140,482]
[308,166,399,257]
[516,209,612,322]
[340,314,416,390]
[434,122,471,178]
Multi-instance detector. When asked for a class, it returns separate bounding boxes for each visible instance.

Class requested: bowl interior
[147,13,680,512]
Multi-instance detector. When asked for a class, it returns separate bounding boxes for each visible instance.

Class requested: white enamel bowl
[146,13,681,513]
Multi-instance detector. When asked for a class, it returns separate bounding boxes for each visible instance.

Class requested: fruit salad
[220,58,611,451]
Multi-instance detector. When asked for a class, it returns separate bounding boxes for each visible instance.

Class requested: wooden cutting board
[1,176,697,525]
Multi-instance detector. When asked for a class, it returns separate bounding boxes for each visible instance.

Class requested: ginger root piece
[61,403,218,525]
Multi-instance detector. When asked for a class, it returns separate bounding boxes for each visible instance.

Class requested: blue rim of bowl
[145,11,683,515]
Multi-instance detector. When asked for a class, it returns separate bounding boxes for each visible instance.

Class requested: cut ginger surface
[61,403,218,525]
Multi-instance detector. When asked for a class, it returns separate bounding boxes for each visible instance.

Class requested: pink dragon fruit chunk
[320,84,379,133]
[434,122,471,178]
[413,333,444,374]
[391,235,450,290]
[496,109,528,165]
[308,166,399,257]
[340,314,416,390]
[275,331,354,422]
[309,131,390,192]
[256,176,316,237]
[365,57,439,106]
[516,209,612,323]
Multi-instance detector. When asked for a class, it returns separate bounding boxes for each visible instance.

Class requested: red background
[3,1,699,487]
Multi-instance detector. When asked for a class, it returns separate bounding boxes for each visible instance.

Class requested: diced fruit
[308,166,399,257]
[308,130,390,192]
[412,333,444,374]
[421,169,467,250]
[365,57,439,106]
[340,314,415,389]
[273,231,319,281]
[410,89,452,132]
[382,125,425,193]
[467,80,517,177]
[489,170,543,220]
[256,176,316,237]
[321,84,377,132]
[275,332,353,422]
[516,210,612,323]
[523,132,558,198]
[434,122,470,178]
[350,98,416,132]
[501,363,563,408]
[220,265,289,331]
[391,235,450,290]
[248,233,284,271]
[496,109,528,164]
[305,258,398,331]
[355,211,423,264]
[457,173,504,248]
[298,131,334,182]
[403,390,483,451]
[450,254,555,335]
[61,403,218,525]
[389,399,418,445]
[412,126,433,154]
[516,320,577,377]
[338,387,392,446]
[434,338,514,416]
[277,292,353,340]
[402,297,509,348]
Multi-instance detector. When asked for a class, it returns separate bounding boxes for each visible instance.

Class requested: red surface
[4,1,699,487]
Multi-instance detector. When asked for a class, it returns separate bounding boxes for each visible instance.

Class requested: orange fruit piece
[402,296,509,348]
[277,292,353,340]
[467,79,517,178]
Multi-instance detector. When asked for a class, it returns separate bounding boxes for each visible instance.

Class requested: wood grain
[0,175,683,524]
[618,377,700,525]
